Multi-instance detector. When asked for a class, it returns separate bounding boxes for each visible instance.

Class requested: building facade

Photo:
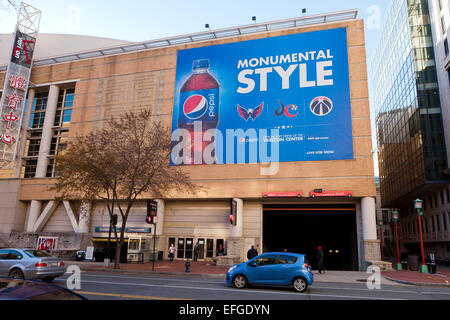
[372,0,450,263]
[0,10,380,270]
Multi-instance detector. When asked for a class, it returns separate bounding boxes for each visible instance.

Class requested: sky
[0,0,390,175]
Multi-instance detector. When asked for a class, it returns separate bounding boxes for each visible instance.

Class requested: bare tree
[54,109,198,269]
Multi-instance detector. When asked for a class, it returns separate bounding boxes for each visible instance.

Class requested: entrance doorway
[263,203,358,270]
[177,237,193,259]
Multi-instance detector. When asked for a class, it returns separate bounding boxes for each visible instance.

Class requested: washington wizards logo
[310,96,333,116]
[183,94,208,120]
[237,102,264,121]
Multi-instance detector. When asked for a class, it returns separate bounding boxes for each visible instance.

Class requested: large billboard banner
[171,28,353,165]
[0,3,41,167]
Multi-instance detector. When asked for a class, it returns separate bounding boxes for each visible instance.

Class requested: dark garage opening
[263,204,358,271]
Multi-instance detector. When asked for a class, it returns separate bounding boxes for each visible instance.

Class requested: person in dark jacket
[247,245,258,260]
[317,246,325,274]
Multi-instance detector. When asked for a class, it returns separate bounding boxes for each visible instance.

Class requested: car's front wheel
[292,277,308,293]
[233,274,248,289]
[9,268,24,279]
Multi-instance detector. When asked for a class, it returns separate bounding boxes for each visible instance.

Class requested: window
[8,250,23,260]
[279,255,298,264]
[24,250,51,258]
[443,213,447,231]
[432,216,436,232]
[441,190,444,205]
[444,38,449,56]
[441,16,446,36]
[254,255,277,266]
[0,250,9,259]
[436,215,440,231]
[447,188,450,203]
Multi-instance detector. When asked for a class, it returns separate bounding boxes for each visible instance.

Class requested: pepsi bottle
[178,59,219,164]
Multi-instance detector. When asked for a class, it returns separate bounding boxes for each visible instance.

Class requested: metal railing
[0,9,358,72]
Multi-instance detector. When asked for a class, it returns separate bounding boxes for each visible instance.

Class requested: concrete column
[14,88,35,178]
[361,197,381,262]
[35,85,59,178]
[155,199,164,236]
[361,197,377,240]
[77,201,91,233]
[26,200,41,232]
[230,198,243,237]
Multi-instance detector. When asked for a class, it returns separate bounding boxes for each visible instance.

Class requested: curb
[382,275,450,288]
[76,266,226,279]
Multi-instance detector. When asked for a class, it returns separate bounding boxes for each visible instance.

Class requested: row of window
[22,87,74,178]
[401,212,450,236]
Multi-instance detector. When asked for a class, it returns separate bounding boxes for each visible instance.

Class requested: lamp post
[392,209,402,271]
[377,219,384,261]
[414,199,428,273]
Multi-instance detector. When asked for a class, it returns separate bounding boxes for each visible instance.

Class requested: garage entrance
[263,203,358,271]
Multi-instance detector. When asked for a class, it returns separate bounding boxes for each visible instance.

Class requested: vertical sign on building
[0,2,41,168]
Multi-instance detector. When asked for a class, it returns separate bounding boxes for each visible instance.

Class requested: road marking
[75,291,193,300]
[61,279,404,300]
[313,285,414,294]
[420,291,450,295]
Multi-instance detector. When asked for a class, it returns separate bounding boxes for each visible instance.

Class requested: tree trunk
[114,241,122,269]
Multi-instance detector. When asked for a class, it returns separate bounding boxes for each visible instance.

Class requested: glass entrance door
[185,238,193,259]
[177,238,185,259]
[197,238,205,260]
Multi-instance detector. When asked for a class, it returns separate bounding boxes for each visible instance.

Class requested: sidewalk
[67,260,229,278]
[382,269,450,287]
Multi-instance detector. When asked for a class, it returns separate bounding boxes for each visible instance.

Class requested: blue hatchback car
[226,252,313,292]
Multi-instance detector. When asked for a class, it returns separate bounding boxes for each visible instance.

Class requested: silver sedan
[0,248,66,282]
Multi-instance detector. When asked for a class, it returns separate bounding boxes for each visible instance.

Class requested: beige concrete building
[0,10,381,270]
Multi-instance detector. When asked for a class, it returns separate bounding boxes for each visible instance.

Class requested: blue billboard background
[171,28,353,164]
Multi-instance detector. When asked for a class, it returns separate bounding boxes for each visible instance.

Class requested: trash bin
[408,255,419,271]
[158,251,163,260]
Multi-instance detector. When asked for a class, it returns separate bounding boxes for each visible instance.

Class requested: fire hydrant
[185,259,191,272]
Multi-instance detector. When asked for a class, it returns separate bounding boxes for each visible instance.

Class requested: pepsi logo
[310,96,333,116]
[183,94,208,119]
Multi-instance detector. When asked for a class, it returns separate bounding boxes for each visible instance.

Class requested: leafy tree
[54,109,197,269]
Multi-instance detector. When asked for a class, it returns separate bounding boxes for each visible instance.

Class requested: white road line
[55,279,405,300]
[59,274,414,294]
[420,291,450,295]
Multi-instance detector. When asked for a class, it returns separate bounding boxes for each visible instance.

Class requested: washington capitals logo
[183,94,208,120]
[275,100,299,118]
[237,102,264,121]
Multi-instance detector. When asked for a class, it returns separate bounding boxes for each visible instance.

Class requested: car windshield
[24,250,52,258]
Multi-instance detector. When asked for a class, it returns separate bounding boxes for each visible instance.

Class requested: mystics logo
[275,101,299,118]
[183,94,208,119]
[310,96,333,116]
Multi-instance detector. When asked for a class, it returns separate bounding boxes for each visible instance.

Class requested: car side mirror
[248,261,257,267]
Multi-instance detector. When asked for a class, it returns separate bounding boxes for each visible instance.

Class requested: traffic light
[230,199,237,226]
[146,200,157,224]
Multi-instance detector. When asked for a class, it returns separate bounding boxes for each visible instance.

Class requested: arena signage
[171,28,353,165]
[0,3,40,166]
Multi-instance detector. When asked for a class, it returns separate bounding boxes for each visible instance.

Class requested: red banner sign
[309,190,353,197]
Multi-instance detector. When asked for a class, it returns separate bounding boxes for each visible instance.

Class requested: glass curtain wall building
[372,0,448,208]
[371,0,450,261]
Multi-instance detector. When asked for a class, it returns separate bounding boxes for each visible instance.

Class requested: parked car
[0,278,86,300]
[0,249,66,282]
[226,252,313,293]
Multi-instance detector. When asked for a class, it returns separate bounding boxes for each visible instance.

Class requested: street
[54,270,450,300]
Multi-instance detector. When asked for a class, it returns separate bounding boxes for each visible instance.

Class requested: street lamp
[414,199,428,273]
[377,218,384,261]
[392,209,402,271]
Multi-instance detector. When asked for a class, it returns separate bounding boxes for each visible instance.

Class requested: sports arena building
[0,9,382,270]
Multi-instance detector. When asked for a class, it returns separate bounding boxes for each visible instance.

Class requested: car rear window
[24,250,52,258]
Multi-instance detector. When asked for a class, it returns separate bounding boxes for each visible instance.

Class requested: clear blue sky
[0,0,389,174]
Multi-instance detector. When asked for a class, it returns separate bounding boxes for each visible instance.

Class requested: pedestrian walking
[316,246,326,274]
[217,244,224,256]
[193,241,199,262]
[247,245,258,260]
[168,244,176,262]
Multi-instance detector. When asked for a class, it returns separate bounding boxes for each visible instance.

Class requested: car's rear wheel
[292,277,308,293]
[43,276,55,282]
[9,268,24,279]
[233,274,248,289]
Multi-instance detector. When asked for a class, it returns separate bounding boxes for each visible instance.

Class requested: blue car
[226,252,313,293]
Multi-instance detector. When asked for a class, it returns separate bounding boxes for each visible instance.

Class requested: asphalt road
[54,271,450,301]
